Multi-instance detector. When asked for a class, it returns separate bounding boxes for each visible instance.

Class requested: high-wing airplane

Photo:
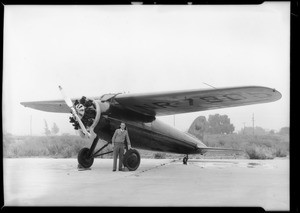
[20,86,281,170]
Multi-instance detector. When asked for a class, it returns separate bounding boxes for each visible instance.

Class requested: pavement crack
[130,160,176,177]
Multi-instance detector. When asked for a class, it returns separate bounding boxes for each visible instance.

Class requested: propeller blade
[58,85,91,138]
[58,85,73,107]
[72,110,91,138]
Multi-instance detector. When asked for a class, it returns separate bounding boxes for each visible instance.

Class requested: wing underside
[21,100,71,113]
[114,86,282,116]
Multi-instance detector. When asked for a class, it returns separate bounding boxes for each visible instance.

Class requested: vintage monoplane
[21,86,281,170]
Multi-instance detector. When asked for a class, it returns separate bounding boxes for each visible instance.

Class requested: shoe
[119,168,125,171]
[112,170,116,172]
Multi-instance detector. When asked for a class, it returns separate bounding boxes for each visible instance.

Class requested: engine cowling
[69,96,109,138]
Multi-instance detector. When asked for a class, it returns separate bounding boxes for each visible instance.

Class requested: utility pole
[242,122,246,134]
[30,115,32,136]
[252,113,255,135]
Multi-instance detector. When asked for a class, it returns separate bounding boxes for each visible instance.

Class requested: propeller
[58,85,91,138]
[87,99,101,140]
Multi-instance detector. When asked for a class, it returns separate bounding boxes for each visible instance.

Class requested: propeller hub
[75,103,85,119]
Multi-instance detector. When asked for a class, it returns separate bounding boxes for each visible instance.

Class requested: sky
[3,3,290,136]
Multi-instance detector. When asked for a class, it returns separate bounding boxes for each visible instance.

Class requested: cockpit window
[100,93,121,102]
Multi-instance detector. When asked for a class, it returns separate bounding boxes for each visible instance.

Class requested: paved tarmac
[3,158,289,210]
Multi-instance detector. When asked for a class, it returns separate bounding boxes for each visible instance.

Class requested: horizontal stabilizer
[198,146,243,152]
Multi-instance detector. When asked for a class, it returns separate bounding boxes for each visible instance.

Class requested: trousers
[113,143,125,170]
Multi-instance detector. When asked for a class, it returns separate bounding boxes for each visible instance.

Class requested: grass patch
[202,133,289,159]
[153,152,166,159]
[3,135,94,158]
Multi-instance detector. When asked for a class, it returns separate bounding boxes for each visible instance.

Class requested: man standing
[111,122,131,171]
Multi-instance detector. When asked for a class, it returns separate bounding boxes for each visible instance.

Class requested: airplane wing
[114,86,282,116]
[21,99,72,113]
[21,86,281,116]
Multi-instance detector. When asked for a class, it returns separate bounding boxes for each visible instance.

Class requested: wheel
[183,156,188,165]
[77,147,94,168]
[123,149,141,171]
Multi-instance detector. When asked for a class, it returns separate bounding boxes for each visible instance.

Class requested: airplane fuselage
[94,104,206,155]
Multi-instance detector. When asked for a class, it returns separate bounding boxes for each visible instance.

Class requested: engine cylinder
[69,97,110,132]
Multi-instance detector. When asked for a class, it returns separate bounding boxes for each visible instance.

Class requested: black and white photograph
[3,2,290,210]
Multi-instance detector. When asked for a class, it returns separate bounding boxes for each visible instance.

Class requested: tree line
[44,120,59,136]
[43,114,289,138]
[188,114,289,140]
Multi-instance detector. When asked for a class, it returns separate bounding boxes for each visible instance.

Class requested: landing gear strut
[77,136,112,169]
[183,155,188,165]
[77,135,141,171]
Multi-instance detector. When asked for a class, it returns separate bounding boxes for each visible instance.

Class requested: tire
[183,156,188,165]
[123,149,141,171]
[78,147,94,168]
